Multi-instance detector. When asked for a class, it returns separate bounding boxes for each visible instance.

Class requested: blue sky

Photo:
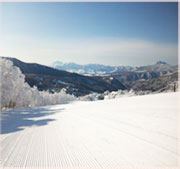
[1,2,178,66]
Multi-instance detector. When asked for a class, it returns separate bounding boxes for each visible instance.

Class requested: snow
[1,92,179,168]
[34,76,43,81]
[55,79,73,86]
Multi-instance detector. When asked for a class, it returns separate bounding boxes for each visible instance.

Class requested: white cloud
[1,36,178,66]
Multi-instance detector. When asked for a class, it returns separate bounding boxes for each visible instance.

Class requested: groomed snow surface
[1,92,179,168]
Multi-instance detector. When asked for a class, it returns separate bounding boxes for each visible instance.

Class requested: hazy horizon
[2,56,178,68]
[1,2,178,67]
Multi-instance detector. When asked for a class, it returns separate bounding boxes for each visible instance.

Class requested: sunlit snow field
[1,92,179,168]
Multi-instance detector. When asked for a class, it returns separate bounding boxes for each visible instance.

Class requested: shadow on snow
[1,106,64,134]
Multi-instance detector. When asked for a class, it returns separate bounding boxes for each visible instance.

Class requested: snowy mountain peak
[51,60,176,77]
[156,61,168,65]
[52,61,64,67]
[51,61,133,76]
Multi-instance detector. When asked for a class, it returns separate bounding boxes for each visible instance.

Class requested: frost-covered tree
[0,58,26,108]
[0,58,76,110]
[79,89,152,101]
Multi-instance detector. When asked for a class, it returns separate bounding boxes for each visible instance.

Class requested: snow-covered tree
[0,58,76,110]
[79,89,152,101]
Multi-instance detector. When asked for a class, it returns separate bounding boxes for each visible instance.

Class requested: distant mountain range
[110,61,178,90]
[127,71,178,92]
[51,60,177,76]
[51,61,133,76]
[51,60,178,92]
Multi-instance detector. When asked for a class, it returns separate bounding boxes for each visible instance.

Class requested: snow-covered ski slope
[1,92,179,168]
